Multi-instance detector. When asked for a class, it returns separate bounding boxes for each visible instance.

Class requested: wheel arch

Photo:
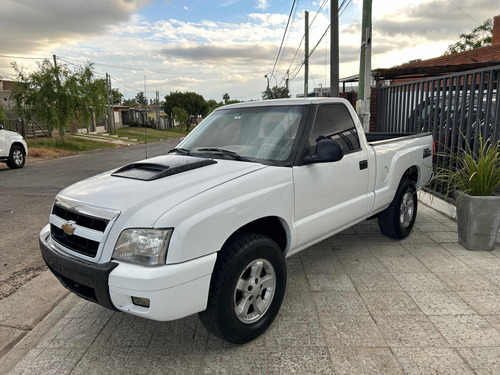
[224,216,289,254]
[402,165,419,186]
[11,142,27,155]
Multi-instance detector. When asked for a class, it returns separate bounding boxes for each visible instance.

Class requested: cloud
[0,0,152,54]
[256,0,269,10]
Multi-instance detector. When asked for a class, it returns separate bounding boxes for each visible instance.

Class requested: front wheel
[7,145,25,169]
[199,232,286,344]
[378,179,417,239]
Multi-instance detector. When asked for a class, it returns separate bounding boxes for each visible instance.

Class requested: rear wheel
[7,145,25,169]
[378,179,417,239]
[199,232,286,344]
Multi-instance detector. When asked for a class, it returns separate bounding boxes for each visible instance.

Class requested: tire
[378,179,417,239]
[199,232,286,344]
[6,145,25,169]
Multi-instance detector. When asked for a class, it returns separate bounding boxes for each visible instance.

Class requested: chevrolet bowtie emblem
[61,221,76,235]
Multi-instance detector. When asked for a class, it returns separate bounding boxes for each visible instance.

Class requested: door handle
[359,160,368,170]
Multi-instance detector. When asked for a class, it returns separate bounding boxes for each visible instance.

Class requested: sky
[0,0,497,102]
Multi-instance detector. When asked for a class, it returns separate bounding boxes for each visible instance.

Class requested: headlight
[113,228,173,266]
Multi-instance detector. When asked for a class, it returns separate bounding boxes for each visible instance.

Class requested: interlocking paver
[429,315,500,347]
[392,347,474,375]
[328,348,404,375]
[435,270,498,291]
[373,315,449,348]
[349,272,403,292]
[457,347,500,375]
[4,203,500,374]
[392,272,451,292]
[359,291,423,316]
[407,290,476,316]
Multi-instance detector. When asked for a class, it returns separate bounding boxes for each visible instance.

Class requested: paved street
[2,203,500,374]
[0,139,180,299]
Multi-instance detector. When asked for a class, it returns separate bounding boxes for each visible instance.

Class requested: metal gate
[375,65,499,166]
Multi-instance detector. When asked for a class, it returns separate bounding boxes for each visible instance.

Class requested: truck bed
[366,132,430,145]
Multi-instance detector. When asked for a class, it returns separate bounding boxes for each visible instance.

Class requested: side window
[309,104,361,154]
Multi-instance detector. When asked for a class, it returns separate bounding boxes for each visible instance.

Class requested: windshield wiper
[168,147,191,155]
[196,148,251,162]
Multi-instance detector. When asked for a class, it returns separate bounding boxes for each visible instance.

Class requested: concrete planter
[455,192,500,251]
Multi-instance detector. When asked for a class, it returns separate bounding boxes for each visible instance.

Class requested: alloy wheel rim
[399,190,414,228]
[233,258,276,324]
[13,150,23,166]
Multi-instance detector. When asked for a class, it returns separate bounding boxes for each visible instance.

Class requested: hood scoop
[112,156,217,181]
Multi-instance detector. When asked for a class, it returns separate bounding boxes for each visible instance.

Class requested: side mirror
[303,138,344,164]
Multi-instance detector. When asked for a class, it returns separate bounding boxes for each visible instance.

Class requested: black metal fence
[375,64,499,198]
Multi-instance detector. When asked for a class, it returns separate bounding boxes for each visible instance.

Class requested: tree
[163,91,209,121]
[111,88,123,105]
[123,98,138,107]
[444,18,493,55]
[10,59,107,137]
[135,91,148,106]
[262,86,291,100]
[171,106,189,131]
[223,93,230,104]
[0,105,7,125]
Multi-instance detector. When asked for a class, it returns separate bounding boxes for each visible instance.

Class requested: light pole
[265,72,278,88]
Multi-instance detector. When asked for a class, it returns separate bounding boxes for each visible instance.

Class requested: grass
[27,136,118,158]
[25,126,189,159]
[113,126,191,142]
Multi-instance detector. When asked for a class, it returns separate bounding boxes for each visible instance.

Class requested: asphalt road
[0,139,180,299]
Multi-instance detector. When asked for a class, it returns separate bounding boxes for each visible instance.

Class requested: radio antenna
[144,75,148,159]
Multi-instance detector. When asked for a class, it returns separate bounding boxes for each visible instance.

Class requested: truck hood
[1,129,24,140]
[56,154,267,228]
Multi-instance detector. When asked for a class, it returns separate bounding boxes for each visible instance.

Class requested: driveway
[3,203,500,374]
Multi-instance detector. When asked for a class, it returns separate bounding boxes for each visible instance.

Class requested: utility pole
[109,74,115,133]
[285,69,289,90]
[330,0,339,97]
[105,73,112,133]
[357,0,372,132]
[304,11,309,98]
[156,91,160,130]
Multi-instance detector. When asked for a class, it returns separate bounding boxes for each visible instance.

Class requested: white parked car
[0,125,28,169]
[40,98,433,343]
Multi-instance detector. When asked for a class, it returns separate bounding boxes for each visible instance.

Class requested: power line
[270,0,297,79]
[447,0,479,24]
[0,54,49,60]
[288,0,353,83]
[283,0,329,85]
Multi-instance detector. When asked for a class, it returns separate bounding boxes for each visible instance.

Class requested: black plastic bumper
[39,233,118,311]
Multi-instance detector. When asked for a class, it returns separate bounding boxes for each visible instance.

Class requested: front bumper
[39,224,217,321]
[39,225,118,310]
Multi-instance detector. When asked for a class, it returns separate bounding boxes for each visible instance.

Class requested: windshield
[176,105,306,163]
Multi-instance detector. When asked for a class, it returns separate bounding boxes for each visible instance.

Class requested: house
[0,80,16,112]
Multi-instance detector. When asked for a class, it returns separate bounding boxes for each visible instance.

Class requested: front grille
[51,224,99,257]
[52,205,108,232]
[51,204,109,258]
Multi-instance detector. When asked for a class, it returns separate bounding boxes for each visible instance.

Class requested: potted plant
[432,135,500,251]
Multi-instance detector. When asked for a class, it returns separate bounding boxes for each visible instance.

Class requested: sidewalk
[2,203,500,374]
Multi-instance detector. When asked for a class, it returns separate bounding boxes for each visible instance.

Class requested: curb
[0,270,69,370]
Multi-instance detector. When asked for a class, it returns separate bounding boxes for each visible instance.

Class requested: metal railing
[375,65,499,198]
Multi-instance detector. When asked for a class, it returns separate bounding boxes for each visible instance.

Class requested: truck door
[293,103,370,249]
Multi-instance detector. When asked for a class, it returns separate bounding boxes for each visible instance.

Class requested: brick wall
[0,80,16,91]
[493,15,500,46]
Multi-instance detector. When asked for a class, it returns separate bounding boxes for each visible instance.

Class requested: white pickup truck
[0,125,28,169]
[40,98,433,343]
